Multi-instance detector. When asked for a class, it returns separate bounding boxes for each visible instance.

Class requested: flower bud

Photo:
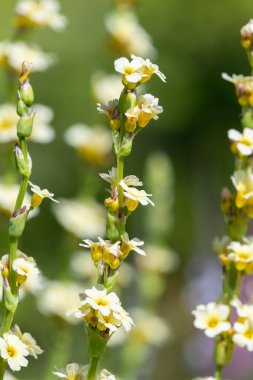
[106,213,123,242]
[14,144,32,177]
[17,96,29,117]
[119,132,133,157]
[3,281,18,313]
[214,338,234,366]
[17,112,35,137]
[110,119,121,130]
[118,89,137,114]
[8,208,28,238]
[110,258,120,270]
[242,109,253,128]
[20,81,34,106]
[104,197,119,212]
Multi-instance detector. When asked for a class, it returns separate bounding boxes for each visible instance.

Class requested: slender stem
[86,357,99,380]
[215,365,222,380]
[9,237,18,294]
[0,310,15,335]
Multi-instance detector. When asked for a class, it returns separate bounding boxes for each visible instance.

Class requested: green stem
[0,310,15,335]
[86,357,99,380]
[215,365,222,380]
[0,360,7,380]
[9,237,18,293]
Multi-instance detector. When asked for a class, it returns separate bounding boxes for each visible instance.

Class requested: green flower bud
[242,109,253,128]
[9,209,28,238]
[214,338,234,366]
[3,282,18,313]
[14,144,32,177]
[118,88,137,114]
[17,112,35,137]
[106,213,124,242]
[87,326,108,358]
[17,97,29,117]
[103,271,118,292]
[20,81,34,106]
[119,132,133,157]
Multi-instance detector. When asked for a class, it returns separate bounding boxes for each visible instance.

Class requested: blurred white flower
[99,369,116,380]
[4,372,18,380]
[64,124,112,166]
[53,363,88,379]
[192,303,231,338]
[0,333,28,371]
[0,103,55,144]
[228,128,253,156]
[233,317,253,351]
[15,0,67,31]
[231,298,253,318]
[105,9,156,58]
[227,240,253,271]
[91,72,123,104]
[37,281,83,324]
[12,325,43,359]
[231,169,253,208]
[109,308,170,347]
[0,41,55,72]
[135,244,179,273]
[52,198,105,239]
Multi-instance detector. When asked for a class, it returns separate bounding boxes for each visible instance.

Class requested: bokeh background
[1,0,253,379]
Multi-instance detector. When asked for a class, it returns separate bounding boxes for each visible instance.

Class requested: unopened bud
[119,132,133,157]
[110,258,120,270]
[118,89,137,114]
[104,197,119,212]
[17,93,29,117]
[17,112,35,137]
[14,144,32,177]
[20,81,34,106]
[8,208,28,238]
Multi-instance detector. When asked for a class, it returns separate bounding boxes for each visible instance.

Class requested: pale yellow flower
[12,325,43,358]
[228,128,253,156]
[119,180,154,207]
[231,169,253,208]
[137,94,163,127]
[99,369,116,380]
[227,240,253,271]
[13,252,39,281]
[0,333,28,371]
[192,303,231,338]
[53,363,88,379]
[14,0,67,31]
[233,317,253,351]
[29,181,58,207]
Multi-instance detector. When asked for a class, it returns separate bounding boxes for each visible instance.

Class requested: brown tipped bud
[19,62,32,84]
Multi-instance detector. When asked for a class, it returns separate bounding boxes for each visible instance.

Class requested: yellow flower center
[238,251,251,260]
[96,298,109,307]
[7,345,16,358]
[207,316,219,328]
[244,330,253,339]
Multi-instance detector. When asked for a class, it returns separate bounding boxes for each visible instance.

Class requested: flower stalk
[192,20,253,380]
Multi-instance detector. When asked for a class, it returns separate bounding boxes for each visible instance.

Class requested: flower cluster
[193,300,253,352]
[193,21,253,380]
[0,326,42,372]
[81,233,145,270]
[69,286,133,336]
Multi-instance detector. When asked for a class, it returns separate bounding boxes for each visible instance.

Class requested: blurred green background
[1,0,253,379]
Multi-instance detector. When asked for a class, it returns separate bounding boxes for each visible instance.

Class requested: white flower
[15,0,67,31]
[64,124,112,166]
[91,72,124,104]
[192,303,231,338]
[105,9,156,58]
[227,240,253,270]
[12,325,43,358]
[0,41,55,72]
[13,253,39,280]
[233,317,253,351]
[136,94,163,127]
[121,233,146,256]
[0,103,55,144]
[0,333,29,371]
[99,369,116,380]
[231,169,253,208]
[99,168,142,190]
[228,128,253,156]
[83,286,121,317]
[113,307,134,332]
[119,180,154,206]
[29,181,58,207]
[114,56,143,86]
[132,55,166,83]
[37,281,83,324]
[241,20,253,39]
[52,198,105,239]
[231,298,253,318]
[53,363,88,379]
